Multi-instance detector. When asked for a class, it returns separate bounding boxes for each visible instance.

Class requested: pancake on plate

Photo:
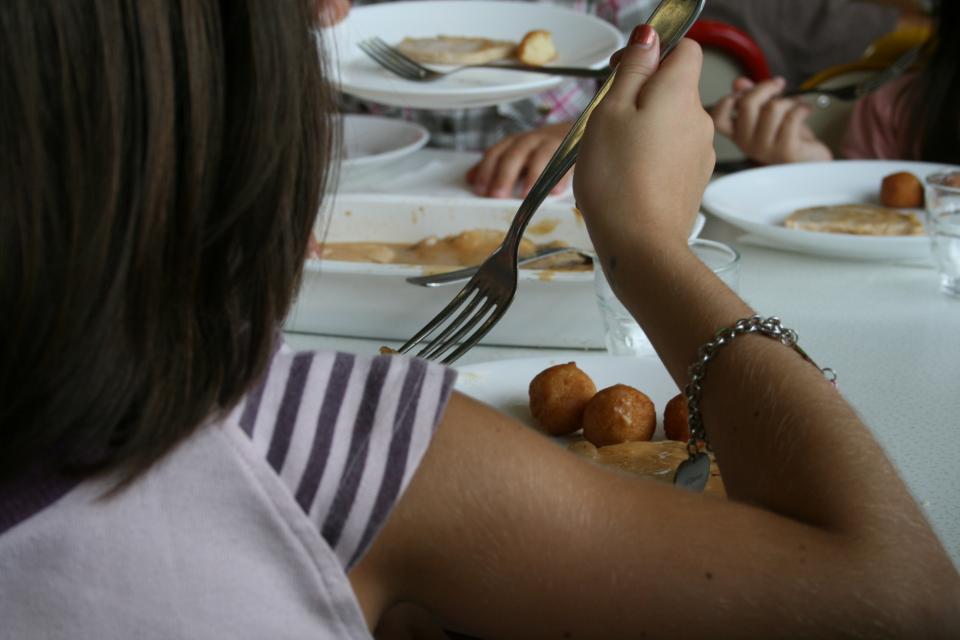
[783,204,924,236]
[396,35,516,65]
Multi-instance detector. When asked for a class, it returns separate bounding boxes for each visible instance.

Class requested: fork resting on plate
[358,37,610,81]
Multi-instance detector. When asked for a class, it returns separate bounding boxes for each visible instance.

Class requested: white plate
[324,1,622,109]
[455,354,680,438]
[703,160,960,261]
[342,115,429,172]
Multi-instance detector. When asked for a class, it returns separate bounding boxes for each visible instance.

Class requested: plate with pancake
[323,1,623,109]
[702,160,960,261]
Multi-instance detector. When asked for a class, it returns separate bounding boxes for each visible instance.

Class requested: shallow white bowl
[341,114,429,174]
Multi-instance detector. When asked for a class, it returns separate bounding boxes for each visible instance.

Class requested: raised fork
[358,37,609,81]
[397,0,706,364]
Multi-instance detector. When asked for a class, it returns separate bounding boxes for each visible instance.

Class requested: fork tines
[397,283,514,363]
[358,37,431,81]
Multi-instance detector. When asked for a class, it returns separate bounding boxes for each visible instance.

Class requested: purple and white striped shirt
[0,347,456,639]
[233,346,456,569]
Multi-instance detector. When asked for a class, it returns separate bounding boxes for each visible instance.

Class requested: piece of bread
[396,35,516,65]
[784,204,924,236]
[517,30,557,66]
[881,172,924,208]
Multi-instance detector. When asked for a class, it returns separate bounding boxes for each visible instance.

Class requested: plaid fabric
[344,0,651,150]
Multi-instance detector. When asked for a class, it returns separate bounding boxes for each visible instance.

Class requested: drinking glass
[925,171,960,298]
[595,239,741,356]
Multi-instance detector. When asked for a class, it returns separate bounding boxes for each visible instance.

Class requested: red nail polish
[629,24,656,48]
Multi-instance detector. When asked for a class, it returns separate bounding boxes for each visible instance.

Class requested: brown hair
[0,0,337,484]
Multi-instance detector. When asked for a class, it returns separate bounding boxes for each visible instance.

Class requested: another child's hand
[711,77,833,165]
[575,30,715,261]
[465,123,572,198]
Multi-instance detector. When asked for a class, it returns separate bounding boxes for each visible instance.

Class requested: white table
[287,153,960,567]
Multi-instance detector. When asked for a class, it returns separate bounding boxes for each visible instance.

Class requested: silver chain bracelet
[674,315,837,491]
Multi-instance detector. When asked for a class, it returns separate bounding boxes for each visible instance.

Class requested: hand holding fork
[393,0,706,363]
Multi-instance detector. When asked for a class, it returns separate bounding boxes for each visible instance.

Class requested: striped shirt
[0,347,456,639]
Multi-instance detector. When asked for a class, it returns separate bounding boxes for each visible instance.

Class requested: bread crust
[517,29,557,66]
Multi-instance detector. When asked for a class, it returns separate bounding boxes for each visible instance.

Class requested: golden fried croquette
[881,172,924,208]
[582,384,655,447]
[663,393,690,442]
[528,362,597,436]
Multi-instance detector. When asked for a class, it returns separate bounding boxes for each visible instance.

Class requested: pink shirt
[841,75,915,160]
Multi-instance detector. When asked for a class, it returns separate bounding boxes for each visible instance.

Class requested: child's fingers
[605,25,661,106]
[777,102,814,149]
[733,78,786,145]
[638,39,704,107]
[710,95,737,138]
[754,98,795,152]
[732,76,755,94]
[486,136,544,198]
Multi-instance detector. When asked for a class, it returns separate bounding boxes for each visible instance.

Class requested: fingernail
[775,76,786,87]
[629,24,656,48]
[491,188,510,199]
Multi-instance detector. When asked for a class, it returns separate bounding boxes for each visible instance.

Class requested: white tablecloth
[287,151,960,567]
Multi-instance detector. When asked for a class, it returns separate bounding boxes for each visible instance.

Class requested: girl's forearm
[609,245,927,534]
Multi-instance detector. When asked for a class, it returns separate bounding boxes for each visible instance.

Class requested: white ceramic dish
[324,1,622,109]
[703,160,960,261]
[287,194,602,347]
[456,354,680,438]
[342,115,429,173]
[286,194,703,348]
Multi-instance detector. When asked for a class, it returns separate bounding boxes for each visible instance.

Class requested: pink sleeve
[840,77,912,160]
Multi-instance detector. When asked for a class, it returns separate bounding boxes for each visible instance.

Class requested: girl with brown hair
[1,1,957,638]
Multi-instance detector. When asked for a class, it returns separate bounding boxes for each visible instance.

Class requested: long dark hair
[0,0,337,484]
[907,0,959,163]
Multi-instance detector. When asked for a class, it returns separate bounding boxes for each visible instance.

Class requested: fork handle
[500,69,620,254]
[472,63,611,78]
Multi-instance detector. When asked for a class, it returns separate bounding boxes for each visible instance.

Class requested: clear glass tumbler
[595,239,741,356]
[925,171,960,298]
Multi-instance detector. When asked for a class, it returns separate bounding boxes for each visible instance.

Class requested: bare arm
[351,33,960,638]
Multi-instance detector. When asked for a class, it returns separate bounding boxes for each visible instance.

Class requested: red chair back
[687,19,772,82]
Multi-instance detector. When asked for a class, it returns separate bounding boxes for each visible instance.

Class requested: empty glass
[595,239,741,356]
[925,171,960,298]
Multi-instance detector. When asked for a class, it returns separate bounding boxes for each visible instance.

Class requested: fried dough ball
[582,384,655,447]
[517,30,558,66]
[528,362,597,436]
[663,393,690,442]
[881,172,924,208]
